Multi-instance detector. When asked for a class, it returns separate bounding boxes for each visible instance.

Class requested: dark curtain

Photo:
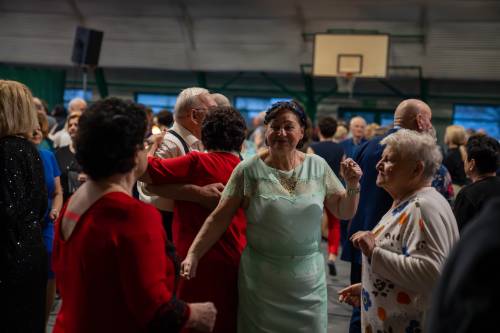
[0,64,65,110]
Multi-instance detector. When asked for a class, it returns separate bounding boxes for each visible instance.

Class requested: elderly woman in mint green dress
[181,101,362,332]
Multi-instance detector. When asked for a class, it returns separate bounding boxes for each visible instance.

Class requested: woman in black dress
[0,80,48,332]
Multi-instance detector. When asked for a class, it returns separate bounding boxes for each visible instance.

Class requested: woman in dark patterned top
[52,98,216,333]
[0,80,48,333]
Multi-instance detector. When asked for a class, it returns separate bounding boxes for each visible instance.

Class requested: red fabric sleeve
[116,203,189,330]
[147,153,198,185]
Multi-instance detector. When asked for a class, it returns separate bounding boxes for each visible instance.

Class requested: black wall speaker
[71,26,104,66]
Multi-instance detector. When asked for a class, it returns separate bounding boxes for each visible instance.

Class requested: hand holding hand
[197,183,225,210]
[338,283,362,307]
[186,302,217,332]
[180,253,199,280]
[341,158,362,187]
[350,231,376,258]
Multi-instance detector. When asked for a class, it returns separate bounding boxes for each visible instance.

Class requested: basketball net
[336,72,356,98]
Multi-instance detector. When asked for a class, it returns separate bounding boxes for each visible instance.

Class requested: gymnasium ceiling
[1,0,500,80]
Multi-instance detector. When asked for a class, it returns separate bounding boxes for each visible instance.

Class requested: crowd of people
[1,78,499,333]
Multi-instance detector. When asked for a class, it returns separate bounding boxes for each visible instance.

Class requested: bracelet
[346,186,360,196]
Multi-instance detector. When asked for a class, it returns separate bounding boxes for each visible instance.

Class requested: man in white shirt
[138,87,220,240]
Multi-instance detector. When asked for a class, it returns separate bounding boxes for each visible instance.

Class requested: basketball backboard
[313,34,390,78]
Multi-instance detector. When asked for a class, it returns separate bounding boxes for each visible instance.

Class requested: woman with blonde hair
[0,80,48,332]
[365,123,381,140]
[443,125,468,192]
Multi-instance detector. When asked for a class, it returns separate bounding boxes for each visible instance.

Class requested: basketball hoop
[336,72,356,98]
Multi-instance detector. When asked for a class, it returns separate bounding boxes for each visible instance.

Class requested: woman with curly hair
[141,106,247,333]
[52,98,216,333]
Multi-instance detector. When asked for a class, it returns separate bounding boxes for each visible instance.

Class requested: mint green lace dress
[222,154,344,332]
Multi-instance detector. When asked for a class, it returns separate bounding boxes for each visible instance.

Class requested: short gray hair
[381,129,442,181]
[174,87,210,118]
[68,97,87,113]
[212,93,231,107]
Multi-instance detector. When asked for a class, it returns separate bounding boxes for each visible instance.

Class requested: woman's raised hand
[341,158,363,186]
[350,230,376,258]
[180,253,199,280]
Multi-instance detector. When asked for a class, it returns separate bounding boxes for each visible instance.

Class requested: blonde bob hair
[0,80,38,138]
[444,125,467,161]
[381,129,442,182]
[444,125,467,147]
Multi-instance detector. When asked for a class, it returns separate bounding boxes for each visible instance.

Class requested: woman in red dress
[52,98,216,333]
[141,106,247,333]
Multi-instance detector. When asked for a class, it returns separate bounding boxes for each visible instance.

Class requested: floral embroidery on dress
[384,232,401,248]
[415,240,427,250]
[397,212,410,225]
[372,279,394,298]
[391,200,411,215]
[362,288,372,311]
[418,218,425,231]
[396,292,411,304]
[377,307,386,321]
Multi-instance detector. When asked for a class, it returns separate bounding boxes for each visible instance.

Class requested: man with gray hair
[342,99,433,333]
[68,97,87,114]
[341,116,367,158]
[51,97,88,148]
[138,87,219,240]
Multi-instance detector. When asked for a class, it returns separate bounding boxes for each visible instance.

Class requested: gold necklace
[275,169,298,194]
[267,150,300,194]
